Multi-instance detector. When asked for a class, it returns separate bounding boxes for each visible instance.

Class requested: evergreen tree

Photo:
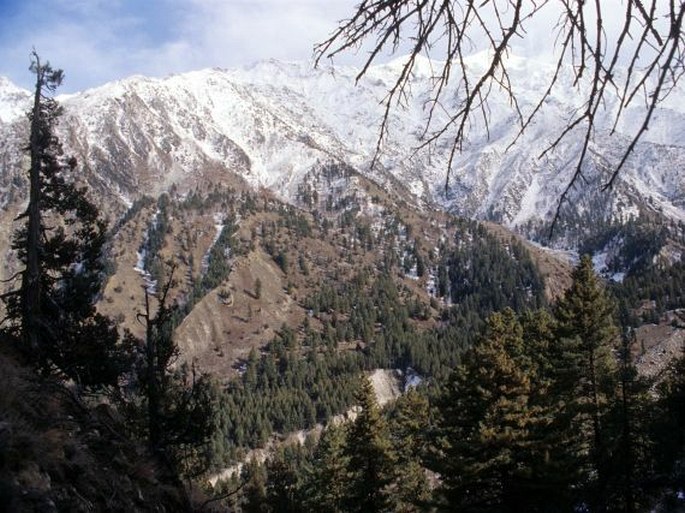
[303,423,349,513]
[516,308,569,510]
[344,377,397,513]
[265,448,302,513]
[653,348,685,505]
[606,329,654,513]
[388,389,432,512]
[436,308,541,512]
[255,277,262,299]
[242,459,269,513]
[551,254,619,510]
[1,53,125,389]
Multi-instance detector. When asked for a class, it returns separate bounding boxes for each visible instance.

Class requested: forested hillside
[1,56,684,513]
[215,255,685,513]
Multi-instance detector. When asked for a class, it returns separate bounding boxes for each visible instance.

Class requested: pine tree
[654,347,685,504]
[515,308,570,510]
[343,377,397,513]
[265,447,302,513]
[241,459,269,513]
[437,308,539,512]
[606,329,655,513]
[388,389,431,512]
[1,53,125,389]
[551,254,619,510]
[303,423,349,513]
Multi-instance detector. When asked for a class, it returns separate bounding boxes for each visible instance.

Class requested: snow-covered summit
[0,76,30,123]
[2,54,684,242]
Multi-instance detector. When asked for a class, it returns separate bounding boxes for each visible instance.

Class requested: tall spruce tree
[241,459,269,513]
[516,308,570,511]
[343,377,397,513]
[654,347,685,505]
[437,308,541,512]
[1,53,124,389]
[607,329,655,513]
[551,254,619,510]
[265,447,302,513]
[303,423,349,513]
[388,389,431,512]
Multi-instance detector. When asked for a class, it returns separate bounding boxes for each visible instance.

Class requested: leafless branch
[315,0,685,231]
[0,271,23,284]
[0,289,20,300]
[199,481,245,511]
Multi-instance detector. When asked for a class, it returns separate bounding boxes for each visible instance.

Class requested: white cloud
[167,0,358,67]
[0,0,360,92]
[0,0,671,93]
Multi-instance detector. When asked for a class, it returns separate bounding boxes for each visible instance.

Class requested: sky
[0,0,362,93]
[0,0,656,94]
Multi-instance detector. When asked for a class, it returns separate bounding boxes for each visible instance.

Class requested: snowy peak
[0,76,30,123]
[2,55,684,248]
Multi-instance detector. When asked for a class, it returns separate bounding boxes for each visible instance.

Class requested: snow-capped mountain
[0,76,31,124]
[1,54,684,243]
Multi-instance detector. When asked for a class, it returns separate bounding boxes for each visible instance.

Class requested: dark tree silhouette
[316,1,685,228]
[1,52,125,389]
[132,263,216,478]
[2,51,65,356]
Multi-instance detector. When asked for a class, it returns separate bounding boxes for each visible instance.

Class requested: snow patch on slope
[0,77,30,123]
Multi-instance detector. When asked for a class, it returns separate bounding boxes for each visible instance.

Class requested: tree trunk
[144,290,161,452]
[589,348,607,512]
[25,57,44,356]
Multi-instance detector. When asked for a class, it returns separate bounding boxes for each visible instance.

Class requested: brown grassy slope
[171,197,453,379]
[96,167,579,383]
[97,179,449,379]
[175,247,300,377]
[0,344,188,512]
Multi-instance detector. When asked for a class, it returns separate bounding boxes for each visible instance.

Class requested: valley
[0,53,684,511]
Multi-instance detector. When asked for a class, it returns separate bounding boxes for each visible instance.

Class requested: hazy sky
[0,0,362,93]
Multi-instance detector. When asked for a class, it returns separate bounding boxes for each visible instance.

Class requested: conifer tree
[241,459,269,513]
[607,329,654,513]
[265,448,302,513]
[654,348,685,503]
[509,308,568,510]
[343,377,397,513]
[437,308,539,512]
[551,254,619,510]
[1,52,125,389]
[303,423,349,513]
[388,389,431,512]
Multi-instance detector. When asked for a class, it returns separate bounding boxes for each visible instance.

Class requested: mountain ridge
[1,53,684,251]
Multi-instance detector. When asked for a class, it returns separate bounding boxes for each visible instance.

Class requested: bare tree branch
[315,0,685,230]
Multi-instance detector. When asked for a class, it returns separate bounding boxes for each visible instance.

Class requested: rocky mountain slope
[93,166,548,380]
[0,344,190,511]
[0,53,683,362]
[1,54,684,244]
[2,56,684,512]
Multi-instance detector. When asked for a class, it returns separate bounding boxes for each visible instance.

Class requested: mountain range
[2,54,685,509]
[1,53,683,244]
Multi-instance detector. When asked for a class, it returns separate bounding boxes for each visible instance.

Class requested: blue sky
[0,0,360,93]
[0,0,641,94]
